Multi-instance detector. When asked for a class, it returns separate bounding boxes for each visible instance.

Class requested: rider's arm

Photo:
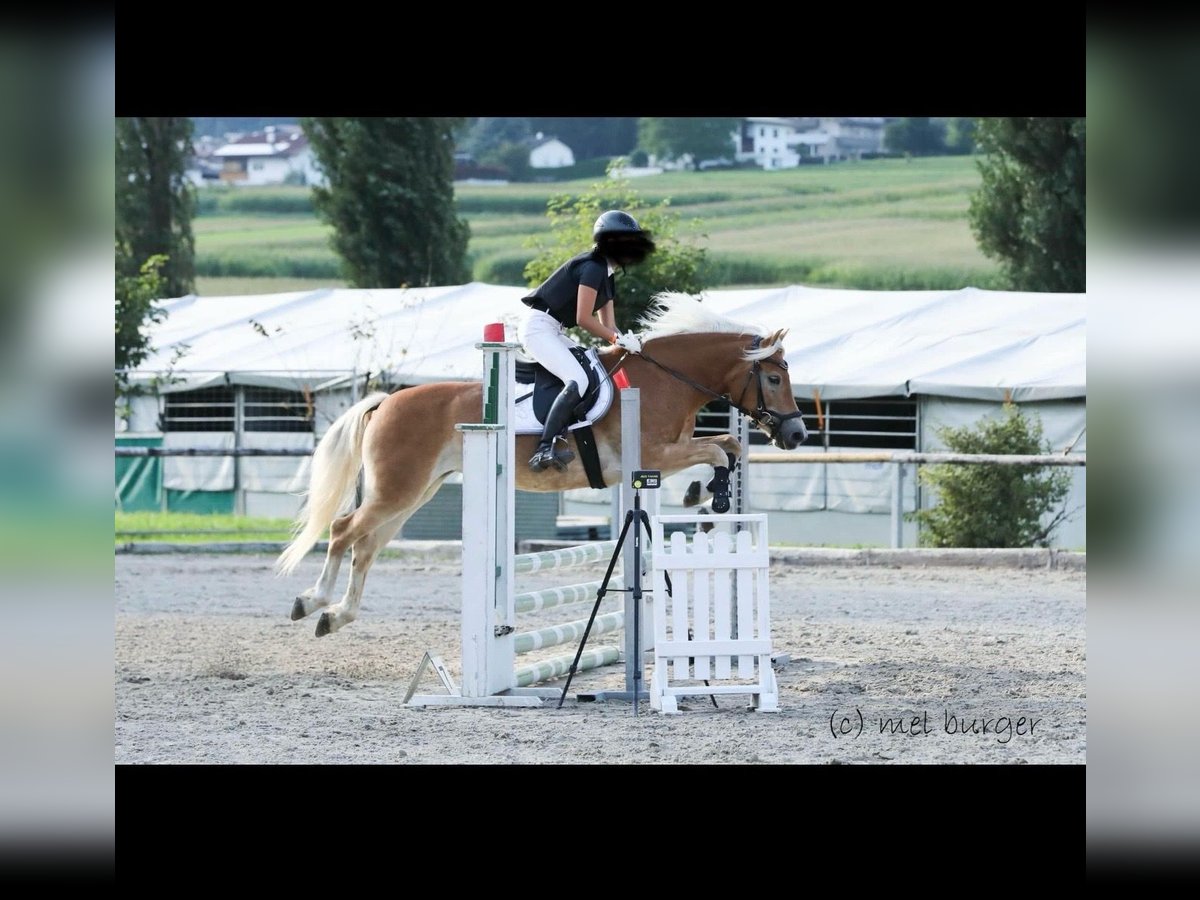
[576,286,619,344]
[596,300,616,337]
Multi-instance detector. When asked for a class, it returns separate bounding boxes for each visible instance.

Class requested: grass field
[193,156,1002,295]
[115,511,296,544]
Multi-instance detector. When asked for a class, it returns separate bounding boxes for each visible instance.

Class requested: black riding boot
[529,382,582,472]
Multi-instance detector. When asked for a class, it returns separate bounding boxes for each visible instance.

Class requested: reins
[612,336,804,445]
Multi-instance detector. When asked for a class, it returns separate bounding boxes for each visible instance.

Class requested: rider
[520,209,656,472]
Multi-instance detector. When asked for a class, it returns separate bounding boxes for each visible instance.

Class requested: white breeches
[519,309,589,393]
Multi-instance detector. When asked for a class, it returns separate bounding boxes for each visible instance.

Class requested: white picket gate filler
[649,514,780,714]
[404,336,656,708]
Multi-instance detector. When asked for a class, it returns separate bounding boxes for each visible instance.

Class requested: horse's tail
[276,391,390,576]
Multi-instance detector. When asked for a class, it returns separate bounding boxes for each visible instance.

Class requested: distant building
[528,133,575,169]
[185,134,223,186]
[806,117,889,161]
[211,125,326,186]
[734,117,813,169]
[732,117,892,168]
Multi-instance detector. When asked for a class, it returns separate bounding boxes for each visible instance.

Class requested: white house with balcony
[212,125,326,186]
[733,117,893,168]
[791,118,889,162]
[733,117,812,169]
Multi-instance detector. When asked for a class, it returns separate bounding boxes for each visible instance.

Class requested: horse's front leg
[651,435,742,513]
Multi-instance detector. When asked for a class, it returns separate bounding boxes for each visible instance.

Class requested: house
[184,135,223,186]
[733,117,813,169]
[211,125,326,187]
[733,117,892,168]
[528,133,574,169]
[802,117,889,162]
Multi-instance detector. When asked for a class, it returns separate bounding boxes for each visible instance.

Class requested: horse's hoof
[315,612,332,637]
[712,495,730,514]
[682,480,702,507]
[291,598,308,621]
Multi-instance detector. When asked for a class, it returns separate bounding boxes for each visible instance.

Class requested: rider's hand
[613,331,642,353]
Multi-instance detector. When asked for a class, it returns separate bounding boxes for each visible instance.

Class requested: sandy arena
[115,550,1085,764]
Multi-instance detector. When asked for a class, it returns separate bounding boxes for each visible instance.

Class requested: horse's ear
[771,328,789,346]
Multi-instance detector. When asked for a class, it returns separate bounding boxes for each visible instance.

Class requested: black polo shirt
[521,249,615,328]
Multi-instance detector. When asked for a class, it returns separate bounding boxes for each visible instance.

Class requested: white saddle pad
[512,348,615,436]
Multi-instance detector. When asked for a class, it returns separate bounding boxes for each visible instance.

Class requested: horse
[276,292,809,637]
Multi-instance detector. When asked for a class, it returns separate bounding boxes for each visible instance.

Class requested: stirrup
[529,438,574,472]
[549,436,575,469]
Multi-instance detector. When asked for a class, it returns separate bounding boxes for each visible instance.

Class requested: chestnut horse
[277,292,808,636]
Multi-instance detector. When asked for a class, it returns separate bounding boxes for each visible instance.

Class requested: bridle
[616,335,806,447]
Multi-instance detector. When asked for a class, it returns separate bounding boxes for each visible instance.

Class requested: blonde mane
[636,292,784,360]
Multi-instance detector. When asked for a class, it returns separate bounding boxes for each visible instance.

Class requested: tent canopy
[132,283,1085,402]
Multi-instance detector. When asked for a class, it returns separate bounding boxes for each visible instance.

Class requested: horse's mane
[636,292,783,361]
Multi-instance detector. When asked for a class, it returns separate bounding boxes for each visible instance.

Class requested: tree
[943,117,977,154]
[116,117,195,300]
[523,165,708,337]
[484,142,532,182]
[968,117,1085,292]
[637,118,738,168]
[883,117,946,156]
[908,403,1074,548]
[303,117,470,288]
[115,249,167,393]
[460,117,532,160]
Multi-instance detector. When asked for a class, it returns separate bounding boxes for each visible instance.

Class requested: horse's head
[732,327,808,450]
[635,293,809,450]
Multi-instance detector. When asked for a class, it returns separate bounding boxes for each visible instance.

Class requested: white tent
[132,283,1085,403]
[123,283,1086,547]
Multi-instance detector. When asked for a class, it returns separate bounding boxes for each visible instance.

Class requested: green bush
[908,403,1073,548]
[527,156,614,182]
[195,186,314,215]
[455,194,558,215]
[804,265,1006,291]
[473,250,533,285]
[195,192,222,214]
[701,254,815,285]
[195,250,341,279]
[220,189,314,215]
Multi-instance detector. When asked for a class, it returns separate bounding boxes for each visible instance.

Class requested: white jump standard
[404,337,651,707]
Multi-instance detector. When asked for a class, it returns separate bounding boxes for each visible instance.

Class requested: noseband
[732,336,807,446]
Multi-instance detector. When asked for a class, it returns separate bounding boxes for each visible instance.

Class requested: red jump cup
[483,323,505,342]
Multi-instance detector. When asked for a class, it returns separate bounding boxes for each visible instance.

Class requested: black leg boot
[529,382,582,472]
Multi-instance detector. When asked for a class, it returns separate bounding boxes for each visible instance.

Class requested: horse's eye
[768,375,782,386]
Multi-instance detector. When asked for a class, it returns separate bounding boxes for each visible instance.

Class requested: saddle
[514,346,614,433]
[514,346,616,489]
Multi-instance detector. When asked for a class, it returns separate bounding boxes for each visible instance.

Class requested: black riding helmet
[593,210,656,266]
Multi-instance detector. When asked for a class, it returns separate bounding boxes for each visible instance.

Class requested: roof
[130,283,1085,403]
[743,117,798,128]
[213,128,309,159]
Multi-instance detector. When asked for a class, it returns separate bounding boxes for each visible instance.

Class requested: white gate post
[457,338,518,697]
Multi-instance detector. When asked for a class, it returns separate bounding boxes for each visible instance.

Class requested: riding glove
[613,331,642,353]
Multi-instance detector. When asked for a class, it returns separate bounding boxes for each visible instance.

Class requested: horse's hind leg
[290,508,360,621]
[314,508,405,637]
